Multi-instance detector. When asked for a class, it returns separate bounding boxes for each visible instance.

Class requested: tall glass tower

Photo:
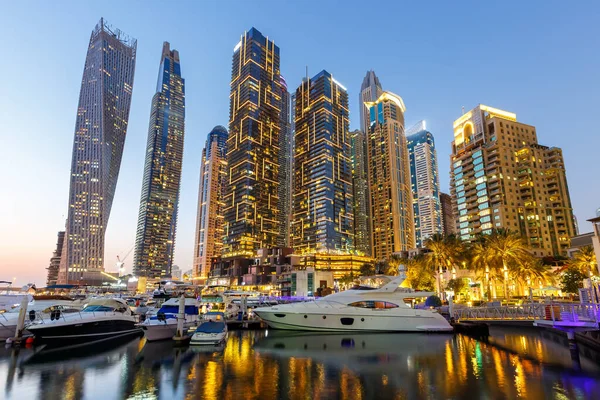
[58,19,137,284]
[292,70,354,254]
[133,42,185,278]
[365,92,415,260]
[407,121,443,247]
[193,126,228,279]
[278,76,292,247]
[223,28,284,257]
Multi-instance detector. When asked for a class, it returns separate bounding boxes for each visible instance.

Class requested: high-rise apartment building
[352,70,383,257]
[350,129,371,255]
[58,19,137,284]
[223,28,284,257]
[193,126,228,279]
[47,231,65,286]
[133,42,185,279]
[365,92,415,260]
[407,121,442,247]
[440,192,456,235]
[278,76,292,247]
[292,70,354,254]
[451,104,576,256]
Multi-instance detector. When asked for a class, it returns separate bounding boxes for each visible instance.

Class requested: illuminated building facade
[350,129,371,255]
[133,42,185,278]
[359,70,383,134]
[292,70,354,255]
[440,192,456,235]
[407,121,442,247]
[366,91,415,260]
[193,126,228,280]
[223,28,284,257]
[58,19,137,284]
[278,76,292,247]
[451,104,576,256]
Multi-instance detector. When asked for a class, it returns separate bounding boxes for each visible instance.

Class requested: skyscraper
[193,126,228,280]
[440,192,456,235]
[292,70,354,254]
[407,121,443,247]
[58,19,137,284]
[351,129,371,255]
[278,76,292,247]
[47,231,65,286]
[353,70,383,256]
[365,92,415,260]
[133,42,185,278]
[451,104,576,256]
[223,28,284,257]
[359,70,383,134]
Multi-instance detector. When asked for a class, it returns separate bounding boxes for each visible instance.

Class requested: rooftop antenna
[462,106,465,115]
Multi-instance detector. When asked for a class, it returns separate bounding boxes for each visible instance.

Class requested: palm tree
[423,234,464,295]
[471,229,532,299]
[570,245,597,278]
[404,256,436,291]
[510,258,553,297]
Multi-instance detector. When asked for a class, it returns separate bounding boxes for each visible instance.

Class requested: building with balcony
[450,104,576,256]
[193,126,228,280]
[365,92,415,260]
[407,121,443,247]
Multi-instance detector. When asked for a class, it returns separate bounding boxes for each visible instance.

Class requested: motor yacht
[190,317,228,345]
[138,297,200,341]
[0,295,83,341]
[253,275,452,332]
[26,298,141,344]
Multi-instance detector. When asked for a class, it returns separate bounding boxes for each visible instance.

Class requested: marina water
[2,327,600,399]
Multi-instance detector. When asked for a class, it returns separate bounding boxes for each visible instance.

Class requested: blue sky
[1,1,599,284]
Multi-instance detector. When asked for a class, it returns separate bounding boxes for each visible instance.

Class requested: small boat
[138,297,200,341]
[190,319,227,345]
[26,298,140,344]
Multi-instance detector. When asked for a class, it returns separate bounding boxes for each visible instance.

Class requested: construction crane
[116,245,134,277]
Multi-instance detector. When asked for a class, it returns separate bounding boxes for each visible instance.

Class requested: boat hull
[253,309,452,332]
[190,332,227,345]
[27,319,141,344]
[141,321,196,341]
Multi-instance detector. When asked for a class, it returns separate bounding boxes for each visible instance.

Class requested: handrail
[454,303,600,324]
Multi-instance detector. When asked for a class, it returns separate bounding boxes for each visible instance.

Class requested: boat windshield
[348,301,399,309]
[83,305,115,312]
[195,322,225,333]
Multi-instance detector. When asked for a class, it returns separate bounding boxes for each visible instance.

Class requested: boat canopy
[82,298,127,312]
[195,321,225,333]
[157,305,199,315]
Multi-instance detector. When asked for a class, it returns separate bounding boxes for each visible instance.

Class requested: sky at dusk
[1,1,599,285]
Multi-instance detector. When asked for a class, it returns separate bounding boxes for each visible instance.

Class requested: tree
[570,246,598,277]
[360,263,375,276]
[469,229,533,299]
[561,267,586,294]
[338,274,355,290]
[405,256,436,291]
[423,234,464,295]
[446,278,467,296]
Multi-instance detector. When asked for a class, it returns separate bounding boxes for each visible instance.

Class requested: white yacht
[138,297,200,341]
[26,298,140,344]
[253,275,452,332]
[0,295,83,341]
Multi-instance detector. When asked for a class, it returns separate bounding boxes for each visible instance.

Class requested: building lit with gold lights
[365,91,415,260]
[292,70,354,255]
[193,126,228,280]
[451,104,576,256]
[223,27,284,257]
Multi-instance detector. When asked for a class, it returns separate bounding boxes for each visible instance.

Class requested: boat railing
[454,303,600,323]
[33,308,129,324]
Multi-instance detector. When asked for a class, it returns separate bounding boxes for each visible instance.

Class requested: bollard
[173,295,187,344]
